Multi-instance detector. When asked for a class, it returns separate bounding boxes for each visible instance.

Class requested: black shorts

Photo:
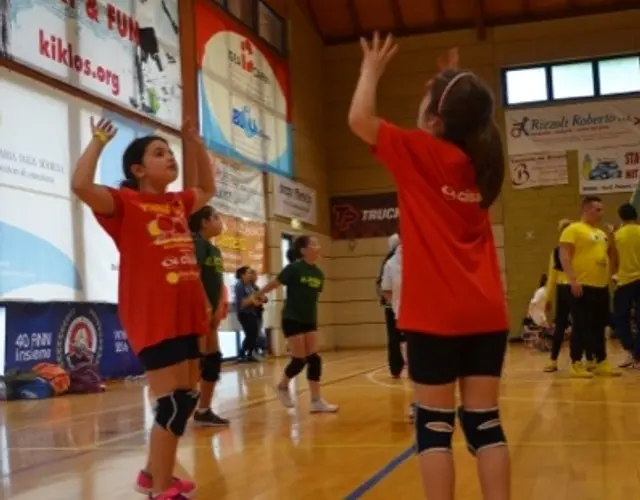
[282,318,317,338]
[406,331,508,385]
[138,334,201,371]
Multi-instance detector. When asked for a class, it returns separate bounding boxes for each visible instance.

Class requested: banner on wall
[1,1,182,128]
[272,175,316,225]
[0,66,183,302]
[195,1,292,177]
[330,193,398,240]
[509,152,569,189]
[505,99,640,155]
[210,153,265,220]
[215,214,265,273]
[578,147,640,194]
[3,302,143,379]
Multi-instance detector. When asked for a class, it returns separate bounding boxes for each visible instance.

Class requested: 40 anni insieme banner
[1,0,182,128]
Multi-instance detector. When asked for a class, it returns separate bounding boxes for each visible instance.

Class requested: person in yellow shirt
[544,219,594,372]
[613,203,640,369]
[559,196,619,378]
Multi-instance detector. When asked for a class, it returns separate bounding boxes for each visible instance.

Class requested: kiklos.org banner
[1,0,182,128]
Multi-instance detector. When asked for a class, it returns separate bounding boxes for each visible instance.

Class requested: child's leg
[138,335,200,497]
[304,331,338,413]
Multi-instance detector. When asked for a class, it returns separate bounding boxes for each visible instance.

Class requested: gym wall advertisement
[195,0,293,177]
[0,0,182,128]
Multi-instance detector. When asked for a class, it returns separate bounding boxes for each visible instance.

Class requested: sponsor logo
[232,106,270,140]
[227,39,270,84]
[56,308,103,369]
[332,204,360,232]
[441,185,482,204]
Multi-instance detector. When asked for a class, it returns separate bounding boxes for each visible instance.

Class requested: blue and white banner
[1,0,182,128]
[3,302,143,379]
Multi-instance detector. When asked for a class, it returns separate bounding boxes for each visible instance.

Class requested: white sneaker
[619,353,634,368]
[309,399,339,413]
[274,384,294,408]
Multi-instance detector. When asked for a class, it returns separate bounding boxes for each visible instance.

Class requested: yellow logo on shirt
[301,276,322,288]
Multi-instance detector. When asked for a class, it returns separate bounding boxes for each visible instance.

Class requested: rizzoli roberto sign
[329,192,398,240]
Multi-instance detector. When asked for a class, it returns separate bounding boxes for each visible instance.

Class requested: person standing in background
[234,267,261,362]
[559,196,620,378]
[613,203,640,368]
[376,233,404,377]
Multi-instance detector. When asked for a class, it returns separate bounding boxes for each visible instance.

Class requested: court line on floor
[7,352,376,433]
[5,363,385,478]
[343,445,415,500]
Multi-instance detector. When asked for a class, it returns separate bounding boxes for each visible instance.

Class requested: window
[598,56,640,96]
[504,67,548,105]
[551,62,594,99]
[503,54,640,107]
[259,1,284,52]
[227,0,256,28]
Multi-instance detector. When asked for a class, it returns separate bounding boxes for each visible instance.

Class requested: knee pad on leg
[284,357,306,378]
[200,351,222,383]
[155,389,197,437]
[306,353,322,382]
[415,405,455,455]
[457,406,507,456]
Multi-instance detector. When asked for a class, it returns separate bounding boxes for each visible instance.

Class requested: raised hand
[359,32,398,77]
[183,117,202,144]
[90,117,117,144]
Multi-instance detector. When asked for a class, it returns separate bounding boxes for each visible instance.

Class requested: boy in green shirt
[189,205,229,426]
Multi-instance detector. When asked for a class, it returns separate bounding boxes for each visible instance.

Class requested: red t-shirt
[94,188,209,354]
[374,121,508,335]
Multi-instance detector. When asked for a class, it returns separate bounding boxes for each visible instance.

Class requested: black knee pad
[306,353,322,381]
[415,405,456,455]
[284,357,306,378]
[457,406,507,456]
[200,351,222,383]
[155,389,197,437]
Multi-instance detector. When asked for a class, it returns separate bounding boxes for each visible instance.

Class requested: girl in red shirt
[72,117,215,500]
[349,35,510,500]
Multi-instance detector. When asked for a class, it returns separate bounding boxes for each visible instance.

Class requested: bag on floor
[0,368,40,400]
[68,362,104,394]
[31,363,70,396]
[15,377,54,400]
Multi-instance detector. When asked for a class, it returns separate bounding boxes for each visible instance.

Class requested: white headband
[437,72,473,114]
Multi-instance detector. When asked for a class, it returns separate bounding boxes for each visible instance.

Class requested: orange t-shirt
[94,188,209,354]
[374,121,508,336]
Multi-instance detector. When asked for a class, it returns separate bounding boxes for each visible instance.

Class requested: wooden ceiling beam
[389,0,406,29]
[323,3,639,45]
[474,0,487,40]
[434,0,446,23]
[346,0,363,37]
[304,0,322,37]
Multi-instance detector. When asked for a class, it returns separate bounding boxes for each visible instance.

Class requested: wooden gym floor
[2,344,640,499]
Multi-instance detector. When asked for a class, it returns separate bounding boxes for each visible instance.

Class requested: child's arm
[71,118,117,215]
[183,119,216,213]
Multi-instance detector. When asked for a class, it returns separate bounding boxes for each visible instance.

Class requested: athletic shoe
[569,361,593,378]
[136,471,196,498]
[148,487,189,499]
[585,360,596,371]
[274,384,294,408]
[309,398,339,413]
[543,360,558,373]
[593,360,622,377]
[619,353,634,368]
[193,409,230,427]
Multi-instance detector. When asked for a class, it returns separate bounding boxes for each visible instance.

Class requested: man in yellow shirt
[559,196,619,378]
[613,203,640,369]
[544,219,594,372]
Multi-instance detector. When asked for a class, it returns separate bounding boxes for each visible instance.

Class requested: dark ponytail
[426,69,504,209]
[463,122,504,209]
[286,248,300,263]
[120,178,139,190]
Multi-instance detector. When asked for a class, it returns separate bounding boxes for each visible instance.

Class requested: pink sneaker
[148,487,189,499]
[135,470,196,498]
